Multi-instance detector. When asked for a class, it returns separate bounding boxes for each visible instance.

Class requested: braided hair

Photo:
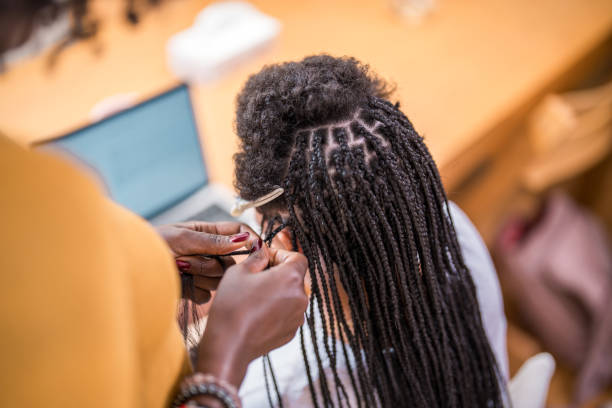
[234,55,505,407]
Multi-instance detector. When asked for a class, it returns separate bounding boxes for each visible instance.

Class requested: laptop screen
[47,85,208,219]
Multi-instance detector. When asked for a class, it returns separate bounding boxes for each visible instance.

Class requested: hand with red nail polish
[156,221,259,304]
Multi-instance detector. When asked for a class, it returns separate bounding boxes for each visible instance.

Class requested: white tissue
[166,1,281,83]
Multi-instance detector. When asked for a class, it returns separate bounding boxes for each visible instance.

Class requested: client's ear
[275,229,297,252]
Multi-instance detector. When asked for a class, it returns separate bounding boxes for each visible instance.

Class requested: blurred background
[1,0,611,406]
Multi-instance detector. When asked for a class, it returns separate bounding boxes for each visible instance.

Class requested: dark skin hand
[194,241,308,407]
[156,221,256,304]
[158,221,308,407]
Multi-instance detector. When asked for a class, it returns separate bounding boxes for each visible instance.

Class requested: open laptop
[40,84,254,227]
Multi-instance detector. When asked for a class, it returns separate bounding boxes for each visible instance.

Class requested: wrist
[174,373,241,408]
[191,395,226,408]
[196,325,250,388]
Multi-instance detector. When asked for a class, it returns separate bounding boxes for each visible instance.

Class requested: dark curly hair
[235,55,392,208]
[0,0,161,66]
[234,55,505,407]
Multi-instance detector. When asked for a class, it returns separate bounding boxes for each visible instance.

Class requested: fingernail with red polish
[230,232,250,243]
[176,260,191,271]
[252,238,263,252]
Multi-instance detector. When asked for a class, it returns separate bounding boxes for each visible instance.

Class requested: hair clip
[231,186,284,217]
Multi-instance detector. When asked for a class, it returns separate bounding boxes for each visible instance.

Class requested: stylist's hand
[196,240,308,387]
[156,221,255,303]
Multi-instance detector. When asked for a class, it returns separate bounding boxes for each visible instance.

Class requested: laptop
[40,84,255,227]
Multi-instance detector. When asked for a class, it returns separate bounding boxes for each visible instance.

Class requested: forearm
[195,337,249,389]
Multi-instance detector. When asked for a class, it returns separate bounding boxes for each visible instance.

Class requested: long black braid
[234,55,506,407]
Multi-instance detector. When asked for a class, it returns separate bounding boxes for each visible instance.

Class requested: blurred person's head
[234,55,505,407]
[0,0,157,59]
[0,0,64,53]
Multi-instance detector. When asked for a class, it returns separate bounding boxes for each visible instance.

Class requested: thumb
[179,229,252,255]
[238,239,270,273]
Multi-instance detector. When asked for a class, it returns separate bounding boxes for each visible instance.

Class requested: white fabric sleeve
[448,201,509,380]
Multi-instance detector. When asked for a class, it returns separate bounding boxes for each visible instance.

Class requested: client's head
[234,55,504,407]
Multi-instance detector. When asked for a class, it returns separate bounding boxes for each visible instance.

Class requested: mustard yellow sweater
[0,136,190,407]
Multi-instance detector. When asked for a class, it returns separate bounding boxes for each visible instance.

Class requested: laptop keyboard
[186,204,236,223]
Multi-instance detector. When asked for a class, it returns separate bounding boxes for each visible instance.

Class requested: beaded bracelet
[172,373,241,408]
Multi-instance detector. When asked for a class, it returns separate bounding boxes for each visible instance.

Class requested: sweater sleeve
[0,136,190,408]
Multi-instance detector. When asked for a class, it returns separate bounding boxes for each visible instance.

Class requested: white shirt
[240,202,508,407]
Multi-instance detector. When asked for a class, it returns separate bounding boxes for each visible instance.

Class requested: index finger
[177,222,260,256]
[238,241,271,273]
[268,248,308,278]
[179,221,258,238]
